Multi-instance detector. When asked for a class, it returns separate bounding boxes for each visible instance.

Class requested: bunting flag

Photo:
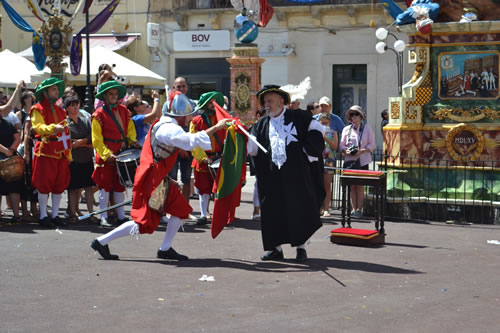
[211,102,248,239]
[25,0,46,22]
[1,0,46,70]
[258,0,273,27]
[68,0,94,25]
[70,0,121,75]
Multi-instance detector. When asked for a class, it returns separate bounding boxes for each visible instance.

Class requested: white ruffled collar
[269,108,298,169]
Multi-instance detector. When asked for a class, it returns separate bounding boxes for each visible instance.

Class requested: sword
[231,121,268,154]
[78,199,132,220]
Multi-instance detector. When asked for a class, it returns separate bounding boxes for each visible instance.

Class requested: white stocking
[97,220,137,245]
[113,191,125,219]
[51,193,62,218]
[38,193,49,219]
[159,216,183,251]
[99,189,110,219]
[199,194,210,218]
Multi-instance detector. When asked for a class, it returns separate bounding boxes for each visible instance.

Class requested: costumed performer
[30,78,72,228]
[248,85,326,262]
[189,91,229,225]
[91,80,139,227]
[90,92,231,260]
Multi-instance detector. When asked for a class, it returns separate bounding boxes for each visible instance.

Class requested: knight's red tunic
[30,100,70,194]
[190,113,226,194]
[91,104,136,192]
[131,120,192,234]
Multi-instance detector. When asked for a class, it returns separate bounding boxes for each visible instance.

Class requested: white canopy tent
[30,46,166,86]
[0,49,40,89]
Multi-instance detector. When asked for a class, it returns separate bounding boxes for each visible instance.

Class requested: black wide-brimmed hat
[257,85,290,106]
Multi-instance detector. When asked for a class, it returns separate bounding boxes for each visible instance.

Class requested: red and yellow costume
[91,104,137,192]
[30,99,71,194]
[131,120,192,234]
[190,113,226,194]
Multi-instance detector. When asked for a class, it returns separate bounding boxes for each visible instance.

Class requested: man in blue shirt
[162,77,197,202]
[319,96,344,151]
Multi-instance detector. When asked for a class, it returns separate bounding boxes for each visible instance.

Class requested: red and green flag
[211,104,247,239]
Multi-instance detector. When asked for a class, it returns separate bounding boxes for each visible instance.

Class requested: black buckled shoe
[261,249,284,261]
[295,248,307,262]
[157,247,188,261]
[91,239,119,260]
[39,216,56,228]
[196,217,208,225]
[52,216,67,227]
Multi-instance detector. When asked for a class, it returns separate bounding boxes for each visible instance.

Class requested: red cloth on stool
[131,120,193,234]
[92,163,125,192]
[32,155,70,194]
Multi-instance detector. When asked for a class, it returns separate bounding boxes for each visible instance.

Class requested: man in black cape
[248,85,325,262]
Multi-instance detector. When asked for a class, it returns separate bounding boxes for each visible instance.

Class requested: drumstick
[231,121,268,154]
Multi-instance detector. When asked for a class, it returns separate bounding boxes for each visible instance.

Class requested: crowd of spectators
[1,70,380,226]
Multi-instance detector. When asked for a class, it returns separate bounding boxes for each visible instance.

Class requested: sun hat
[346,105,365,122]
[35,77,65,101]
[95,80,127,101]
[196,91,224,111]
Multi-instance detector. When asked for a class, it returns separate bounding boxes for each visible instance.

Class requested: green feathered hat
[95,80,127,101]
[35,77,65,101]
[196,91,224,111]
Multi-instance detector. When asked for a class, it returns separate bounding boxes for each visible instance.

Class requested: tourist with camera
[339,105,376,218]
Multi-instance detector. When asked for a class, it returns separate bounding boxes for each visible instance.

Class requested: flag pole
[84,0,93,113]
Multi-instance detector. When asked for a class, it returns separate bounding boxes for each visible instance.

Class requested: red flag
[210,102,247,238]
[258,0,274,27]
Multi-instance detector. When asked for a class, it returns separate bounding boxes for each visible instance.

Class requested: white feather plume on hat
[280,77,311,102]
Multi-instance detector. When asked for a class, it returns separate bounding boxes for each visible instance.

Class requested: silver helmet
[164,92,196,117]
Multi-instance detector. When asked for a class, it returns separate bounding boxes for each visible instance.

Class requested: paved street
[1,176,499,332]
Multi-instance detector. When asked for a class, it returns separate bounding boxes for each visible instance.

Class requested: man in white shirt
[91,92,230,261]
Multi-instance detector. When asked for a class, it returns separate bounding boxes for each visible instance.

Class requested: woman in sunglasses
[339,105,376,218]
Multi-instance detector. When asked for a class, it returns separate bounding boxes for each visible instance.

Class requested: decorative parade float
[380,0,500,223]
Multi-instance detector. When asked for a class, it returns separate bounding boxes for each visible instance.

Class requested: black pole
[84,0,93,113]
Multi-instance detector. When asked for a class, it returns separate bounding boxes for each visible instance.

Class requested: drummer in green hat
[189,91,230,225]
[30,77,71,228]
[91,80,138,227]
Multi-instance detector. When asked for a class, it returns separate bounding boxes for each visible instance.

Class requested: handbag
[343,159,361,170]
[148,177,170,214]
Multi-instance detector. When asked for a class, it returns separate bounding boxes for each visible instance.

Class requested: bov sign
[173,30,230,52]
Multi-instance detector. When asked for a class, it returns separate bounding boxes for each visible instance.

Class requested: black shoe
[296,248,307,262]
[52,216,67,227]
[261,249,284,261]
[39,216,56,228]
[196,217,208,225]
[91,239,119,260]
[117,217,129,225]
[157,248,188,261]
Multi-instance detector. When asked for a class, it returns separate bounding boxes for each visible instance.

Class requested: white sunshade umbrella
[0,49,40,89]
[30,46,166,86]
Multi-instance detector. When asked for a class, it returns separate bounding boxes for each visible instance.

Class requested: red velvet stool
[331,169,387,247]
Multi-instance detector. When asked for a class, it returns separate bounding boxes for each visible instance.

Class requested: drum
[208,157,221,180]
[0,155,25,182]
[116,149,141,187]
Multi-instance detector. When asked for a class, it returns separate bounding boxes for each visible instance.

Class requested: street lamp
[375,27,406,96]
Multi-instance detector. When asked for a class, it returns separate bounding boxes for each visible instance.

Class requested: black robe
[251,109,325,250]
